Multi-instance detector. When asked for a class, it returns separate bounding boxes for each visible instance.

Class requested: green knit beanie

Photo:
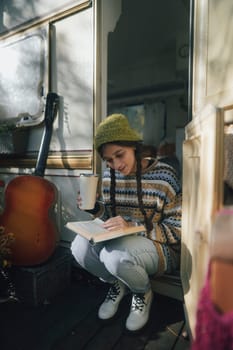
[94,114,142,151]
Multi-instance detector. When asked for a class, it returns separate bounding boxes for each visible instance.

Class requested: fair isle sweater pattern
[98,160,182,275]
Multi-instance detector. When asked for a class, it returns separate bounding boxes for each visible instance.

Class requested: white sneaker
[98,280,127,320]
[125,289,154,331]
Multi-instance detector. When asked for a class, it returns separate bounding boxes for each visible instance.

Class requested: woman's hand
[77,191,99,210]
[103,216,129,231]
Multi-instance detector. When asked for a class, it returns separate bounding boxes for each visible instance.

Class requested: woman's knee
[71,235,91,266]
[99,237,159,275]
[99,246,134,276]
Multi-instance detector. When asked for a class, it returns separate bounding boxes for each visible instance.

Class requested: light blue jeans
[71,234,159,293]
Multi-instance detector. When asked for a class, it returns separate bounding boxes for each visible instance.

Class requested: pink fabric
[192,267,233,349]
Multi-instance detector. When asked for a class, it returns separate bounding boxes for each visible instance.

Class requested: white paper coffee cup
[79,174,99,210]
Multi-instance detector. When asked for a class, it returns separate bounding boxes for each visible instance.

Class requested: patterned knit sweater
[96,159,182,276]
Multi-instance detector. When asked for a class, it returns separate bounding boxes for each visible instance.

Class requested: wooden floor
[0,266,190,350]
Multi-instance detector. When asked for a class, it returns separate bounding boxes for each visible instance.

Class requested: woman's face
[102,144,136,175]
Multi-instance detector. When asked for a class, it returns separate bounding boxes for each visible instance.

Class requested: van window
[0,30,46,128]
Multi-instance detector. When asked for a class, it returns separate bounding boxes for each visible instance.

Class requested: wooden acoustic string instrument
[0,92,59,266]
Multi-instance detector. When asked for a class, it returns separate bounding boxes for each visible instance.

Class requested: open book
[66,218,146,244]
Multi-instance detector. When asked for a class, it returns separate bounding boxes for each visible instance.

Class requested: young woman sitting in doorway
[71,114,182,331]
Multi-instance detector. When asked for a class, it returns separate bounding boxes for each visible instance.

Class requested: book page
[73,218,108,234]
